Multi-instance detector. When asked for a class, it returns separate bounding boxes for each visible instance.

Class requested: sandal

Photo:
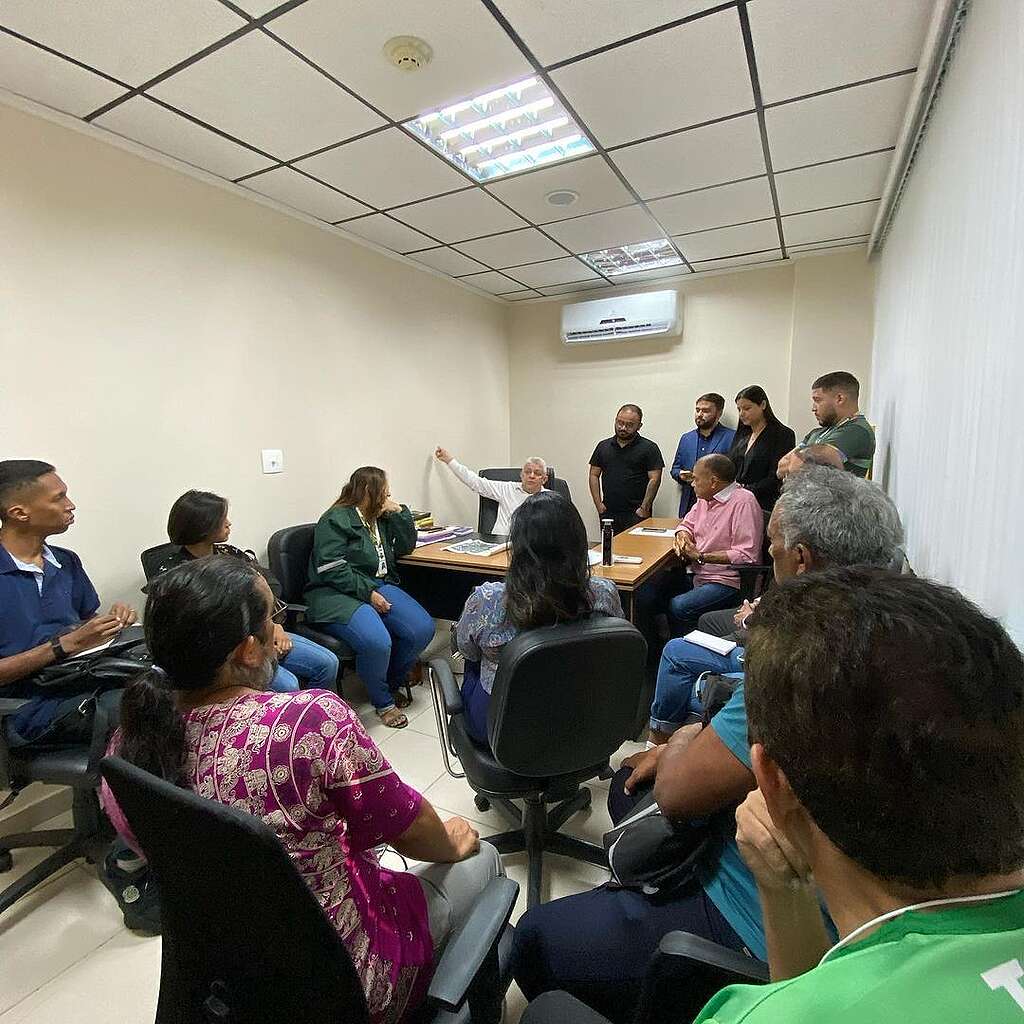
[377,707,408,729]
[394,690,413,709]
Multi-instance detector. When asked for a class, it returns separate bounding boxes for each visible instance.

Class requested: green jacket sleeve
[312,511,380,603]
[383,505,417,559]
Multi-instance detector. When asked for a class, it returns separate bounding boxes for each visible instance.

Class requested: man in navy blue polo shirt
[0,460,138,744]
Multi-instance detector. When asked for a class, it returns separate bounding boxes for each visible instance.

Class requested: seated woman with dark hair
[456,490,624,746]
[154,489,338,694]
[103,556,503,1024]
[306,467,435,730]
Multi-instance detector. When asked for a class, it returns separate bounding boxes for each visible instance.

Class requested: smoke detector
[545,189,579,208]
[383,36,433,72]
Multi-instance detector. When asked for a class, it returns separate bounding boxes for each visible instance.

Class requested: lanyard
[357,509,388,577]
[818,888,1023,965]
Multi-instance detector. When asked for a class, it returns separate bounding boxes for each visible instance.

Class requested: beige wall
[0,103,510,608]
[508,250,875,524]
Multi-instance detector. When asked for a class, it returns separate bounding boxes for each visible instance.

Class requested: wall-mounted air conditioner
[560,290,681,345]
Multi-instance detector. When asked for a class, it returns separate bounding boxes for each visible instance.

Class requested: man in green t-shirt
[695,569,1024,1024]
[798,370,875,477]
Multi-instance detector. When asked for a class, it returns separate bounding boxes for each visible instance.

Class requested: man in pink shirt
[668,454,763,631]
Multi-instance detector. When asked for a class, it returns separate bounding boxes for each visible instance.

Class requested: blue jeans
[650,637,745,734]
[668,577,738,631]
[318,585,435,711]
[271,633,340,693]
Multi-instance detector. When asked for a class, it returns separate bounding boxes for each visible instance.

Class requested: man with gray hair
[643,465,903,744]
[434,446,548,534]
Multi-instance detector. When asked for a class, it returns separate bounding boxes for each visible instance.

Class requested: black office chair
[730,563,773,603]
[100,755,519,1024]
[476,468,571,534]
[140,542,178,581]
[0,696,113,918]
[266,524,355,668]
[521,932,767,1024]
[429,617,646,908]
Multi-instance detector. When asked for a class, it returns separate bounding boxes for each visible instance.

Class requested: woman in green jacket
[306,466,435,729]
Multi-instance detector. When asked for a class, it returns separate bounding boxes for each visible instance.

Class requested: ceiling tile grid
[0,0,933,300]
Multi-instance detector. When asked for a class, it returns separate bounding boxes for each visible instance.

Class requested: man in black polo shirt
[589,404,665,534]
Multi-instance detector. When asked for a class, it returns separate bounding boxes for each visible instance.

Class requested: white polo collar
[711,482,739,504]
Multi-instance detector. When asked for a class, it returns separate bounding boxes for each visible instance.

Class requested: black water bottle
[601,519,614,566]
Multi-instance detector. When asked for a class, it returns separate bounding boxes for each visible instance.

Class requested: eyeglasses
[271,599,288,625]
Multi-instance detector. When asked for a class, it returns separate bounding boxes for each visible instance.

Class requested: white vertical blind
[871,0,1023,642]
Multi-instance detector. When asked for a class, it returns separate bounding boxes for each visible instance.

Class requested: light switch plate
[261,449,284,474]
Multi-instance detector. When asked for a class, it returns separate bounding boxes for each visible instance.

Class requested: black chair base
[481,790,606,909]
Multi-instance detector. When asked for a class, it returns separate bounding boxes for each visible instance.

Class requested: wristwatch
[696,553,706,565]
[50,635,69,663]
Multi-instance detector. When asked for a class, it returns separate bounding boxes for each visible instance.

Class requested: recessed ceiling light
[546,189,579,207]
[403,77,595,182]
[582,238,684,276]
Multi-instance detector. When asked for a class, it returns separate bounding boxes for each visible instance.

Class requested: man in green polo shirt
[695,568,1024,1023]
[799,370,875,477]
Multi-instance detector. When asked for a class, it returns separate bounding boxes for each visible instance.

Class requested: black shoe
[101,850,162,936]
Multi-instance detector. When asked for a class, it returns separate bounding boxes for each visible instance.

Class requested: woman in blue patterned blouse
[455,490,624,746]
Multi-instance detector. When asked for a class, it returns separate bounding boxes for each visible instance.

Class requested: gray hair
[523,457,548,475]
[775,466,904,568]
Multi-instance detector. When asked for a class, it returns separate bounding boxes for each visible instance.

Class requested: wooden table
[397,518,680,622]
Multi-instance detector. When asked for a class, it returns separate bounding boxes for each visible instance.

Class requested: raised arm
[435,447,508,503]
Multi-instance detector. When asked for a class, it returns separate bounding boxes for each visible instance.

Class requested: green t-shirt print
[802,414,875,477]
[694,890,1024,1024]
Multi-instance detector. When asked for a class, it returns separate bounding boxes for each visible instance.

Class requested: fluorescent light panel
[582,238,684,276]
[404,76,595,182]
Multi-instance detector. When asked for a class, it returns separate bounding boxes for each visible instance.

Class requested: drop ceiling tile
[551,8,753,148]
[675,219,780,262]
[766,75,915,170]
[295,128,470,209]
[510,257,600,288]
[0,32,126,117]
[539,280,612,296]
[546,205,664,254]
[242,167,372,222]
[788,234,869,253]
[612,114,766,199]
[455,229,565,269]
[0,0,245,87]
[500,288,542,299]
[94,96,274,179]
[774,150,891,215]
[494,0,725,67]
[647,177,775,235]
[790,240,869,259]
[459,270,524,295]
[339,213,437,253]
[782,201,879,246]
[230,0,281,15]
[691,249,784,272]
[392,190,528,243]
[149,31,385,160]
[409,247,489,277]
[270,0,532,121]
[749,0,931,104]
[486,155,634,224]
[607,265,691,285]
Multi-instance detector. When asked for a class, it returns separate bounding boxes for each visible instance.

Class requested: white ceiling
[0,0,936,301]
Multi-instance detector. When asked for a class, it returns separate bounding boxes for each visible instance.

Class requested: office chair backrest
[487,617,646,777]
[140,542,179,582]
[476,468,569,534]
[267,524,316,603]
[100,756,369,1024]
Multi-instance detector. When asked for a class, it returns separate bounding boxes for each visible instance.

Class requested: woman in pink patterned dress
[103,555,502,1024]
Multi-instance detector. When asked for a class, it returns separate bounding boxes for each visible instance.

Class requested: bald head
[692,453,736,501]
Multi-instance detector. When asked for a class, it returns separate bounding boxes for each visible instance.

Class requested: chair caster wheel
[0,850,13,873]
[474,795,491,813]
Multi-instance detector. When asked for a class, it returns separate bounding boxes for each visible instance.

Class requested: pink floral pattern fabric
[104,690,431,1024]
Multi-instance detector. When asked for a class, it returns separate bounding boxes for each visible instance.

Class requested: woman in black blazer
[727,385,796,514]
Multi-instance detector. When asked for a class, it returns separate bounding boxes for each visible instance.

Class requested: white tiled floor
[0,669,645,1024]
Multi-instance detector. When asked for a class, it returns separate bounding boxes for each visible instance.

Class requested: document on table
[630,527,676,537]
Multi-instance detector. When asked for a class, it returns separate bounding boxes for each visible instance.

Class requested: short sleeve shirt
[590,435,665,514]
[695,890,1024,1024]
[801,415,875,477]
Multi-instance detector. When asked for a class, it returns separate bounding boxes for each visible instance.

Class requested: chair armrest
[427,875,519,1011]
[724,563,772,573]
[428,656,463,716]
[659,931,769,983]
[285,603,308,613]
[521,992,612,1024]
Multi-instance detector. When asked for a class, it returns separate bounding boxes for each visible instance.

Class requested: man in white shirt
[434,447,548,534]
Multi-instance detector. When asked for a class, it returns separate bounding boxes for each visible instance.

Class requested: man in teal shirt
[697,567,1024,1023]
[799,370,875,477]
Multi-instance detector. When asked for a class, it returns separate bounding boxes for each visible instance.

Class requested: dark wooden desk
[397,518,681,621]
